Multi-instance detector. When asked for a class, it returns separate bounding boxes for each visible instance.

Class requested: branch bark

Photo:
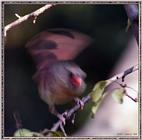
[49,64,138,133]
[4,4,54,37]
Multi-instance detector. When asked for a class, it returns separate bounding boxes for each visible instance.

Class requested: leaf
[14,129,43,137]
[91,81,107,103]
[112,88,125,104]
[91,91,108,118]
[48,131,65,137]
[32,132,44,137]
[125,18,131,32]
[14,129,33,137]
[91,102,101,118]
[90,81,107,118]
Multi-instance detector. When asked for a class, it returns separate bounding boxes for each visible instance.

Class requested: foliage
[111,88,125,104]
[14,129,43,137]
[90,81,107,117]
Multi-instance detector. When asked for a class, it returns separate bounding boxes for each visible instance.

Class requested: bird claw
[74,98,84,110]
[57,112,67,125]
[59,121,67,136]
[71,114,76,124]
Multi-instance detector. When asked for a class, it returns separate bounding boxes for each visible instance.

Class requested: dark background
[4,3,133,136]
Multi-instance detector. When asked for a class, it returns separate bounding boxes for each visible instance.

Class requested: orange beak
[71,76,82,87]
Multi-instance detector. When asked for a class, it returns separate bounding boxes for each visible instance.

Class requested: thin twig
[106,65,138,85]
[13,111,22,129]
[13,111,23,136]
[124,92,138,102]
[50,95,91,133]
[49,64,138,134]
[125,85,138,93]
[4,4,54,37]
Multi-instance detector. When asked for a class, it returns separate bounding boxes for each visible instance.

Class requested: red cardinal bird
[26,28,92,123]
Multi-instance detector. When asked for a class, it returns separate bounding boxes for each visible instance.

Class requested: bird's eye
[69,72,74,78]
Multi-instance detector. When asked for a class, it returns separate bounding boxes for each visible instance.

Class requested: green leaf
[112,88,125,104]
[91,101,100,118]
[32,132,43,137]
[91,91,108,118]
[14,129,43,137]
[48,131,65,137]
[90,80,107,118]
[91,81,107,103]
[14,129,33,137]
[125,18,131,32]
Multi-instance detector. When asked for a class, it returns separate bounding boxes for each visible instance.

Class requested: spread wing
[26,28,92,70]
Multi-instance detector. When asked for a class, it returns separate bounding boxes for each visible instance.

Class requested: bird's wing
[26,28,92,70]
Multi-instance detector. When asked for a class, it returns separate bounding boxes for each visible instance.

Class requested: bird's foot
[57,112,67,125]
[74,98,84,110]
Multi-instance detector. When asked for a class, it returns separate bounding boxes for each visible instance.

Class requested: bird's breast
[51,90,74,105]
[38,78,75,105]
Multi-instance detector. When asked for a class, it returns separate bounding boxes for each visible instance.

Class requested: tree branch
[49,64,138,134]
[124,4,139,43]
[4,4,54,37]
[106,64,138,85]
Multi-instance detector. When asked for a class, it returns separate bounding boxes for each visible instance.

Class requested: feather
[26,28,92,70]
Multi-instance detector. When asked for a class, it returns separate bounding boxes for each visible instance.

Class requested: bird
[26,28,92,123]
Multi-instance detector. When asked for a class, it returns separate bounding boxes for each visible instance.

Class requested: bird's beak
[71,75,82,87]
